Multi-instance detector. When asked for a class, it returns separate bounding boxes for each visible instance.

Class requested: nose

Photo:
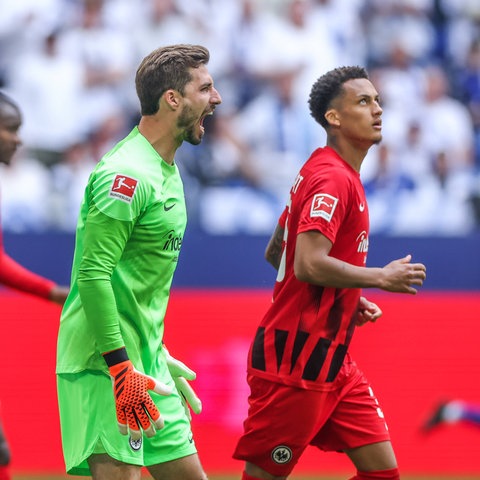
[211,87,222,105]
[14,132,22,147]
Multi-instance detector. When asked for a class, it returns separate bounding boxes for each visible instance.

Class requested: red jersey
[248,146,369,391]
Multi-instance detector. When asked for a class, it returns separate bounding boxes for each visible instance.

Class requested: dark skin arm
[294,230,426,294]
[48,285,69,305]
[264,224,284,270]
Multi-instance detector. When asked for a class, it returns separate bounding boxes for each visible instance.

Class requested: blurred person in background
[233,66,426,480]
[424,399,480,430]
[55,44,221,479]
[0,91,69,480]
[0,0,478,236]
[56,0,134,154]
[6,27,85,168]
[199,57,320,235]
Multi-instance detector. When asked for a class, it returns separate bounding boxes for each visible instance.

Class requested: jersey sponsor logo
[271,445,293,464]
[129,436,142,451]
[356,230,369,254]
[310,193,338,222]
[162,229,183,252]
[109,174,138,203]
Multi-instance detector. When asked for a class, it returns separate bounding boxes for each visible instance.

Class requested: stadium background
[1,0,480,478]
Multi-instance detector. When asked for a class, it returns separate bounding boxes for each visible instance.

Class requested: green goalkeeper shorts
[57,366,197,476]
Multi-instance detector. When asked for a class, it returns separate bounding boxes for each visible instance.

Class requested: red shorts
[233,364,391,476]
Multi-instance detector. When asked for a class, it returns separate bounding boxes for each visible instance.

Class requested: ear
[164,89,181,110]
[325,109,340,128]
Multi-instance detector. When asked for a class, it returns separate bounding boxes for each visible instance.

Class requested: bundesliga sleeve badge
[109,174,138,203]
[310,193,338,222]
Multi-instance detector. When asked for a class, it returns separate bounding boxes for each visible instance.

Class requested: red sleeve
[0,232,55,299]
[278,205,288,229]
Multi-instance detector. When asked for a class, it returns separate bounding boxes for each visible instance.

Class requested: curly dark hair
[135,44,210,116]
[308,66,369,129]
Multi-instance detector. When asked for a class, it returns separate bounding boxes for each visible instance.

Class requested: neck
[138,115,181,165]
[326,135,369,173]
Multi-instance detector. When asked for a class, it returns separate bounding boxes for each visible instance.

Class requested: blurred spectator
[363,143,416,234]
[0,149,52,232]
[197,58,322,234]
[364,0,437,67]
[0,0,479,235]
[420,64,475,172]
[56,0,134,142]
[390,149,476,235]
[0,0,65,86]
[456,38,480,166]
[49,140,98,231]
[132,0,201,60]
[440,0,480,69]
[6,29,85,167]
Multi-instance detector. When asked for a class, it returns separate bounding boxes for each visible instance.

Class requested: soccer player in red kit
[0,91,69,480]
[233,66,427,480]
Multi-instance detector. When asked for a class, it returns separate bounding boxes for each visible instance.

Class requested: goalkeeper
[56,44,221,479]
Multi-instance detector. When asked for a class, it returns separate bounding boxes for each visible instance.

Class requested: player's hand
[164,346,202,420]
[355,296,382,326]
[105,348,172,440]
[380,254,426,294]
[49,285,69,305]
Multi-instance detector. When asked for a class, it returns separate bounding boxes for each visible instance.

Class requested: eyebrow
[357,92,380,101]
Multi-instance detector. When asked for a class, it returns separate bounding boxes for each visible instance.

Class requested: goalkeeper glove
[104,347,172,440]
[164,347,202,420]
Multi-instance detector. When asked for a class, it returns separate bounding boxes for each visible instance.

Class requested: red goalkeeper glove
[104,347,172,440]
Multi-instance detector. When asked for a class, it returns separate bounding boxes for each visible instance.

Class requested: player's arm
[77,204,170,439]
[294,230,426,294]
[265,223,284,270]
[77,204,131,354]
[0,237,68,303]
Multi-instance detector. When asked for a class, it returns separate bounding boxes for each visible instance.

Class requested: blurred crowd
[1,0,480,235]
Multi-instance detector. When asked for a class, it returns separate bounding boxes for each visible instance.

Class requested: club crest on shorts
[129,436,142,451]
[310,193,338,221]
[109,174,138,203]
[271,445,292,464]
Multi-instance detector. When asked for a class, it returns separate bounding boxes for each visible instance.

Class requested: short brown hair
[135,44,210,115]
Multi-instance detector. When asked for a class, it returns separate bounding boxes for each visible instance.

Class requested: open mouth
[199,109,215,134]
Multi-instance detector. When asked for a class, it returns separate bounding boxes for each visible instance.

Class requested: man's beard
[178,105,203,145]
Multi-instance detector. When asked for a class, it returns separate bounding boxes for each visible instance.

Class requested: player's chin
[185,128,203,146]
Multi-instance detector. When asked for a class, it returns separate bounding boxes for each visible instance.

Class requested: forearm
[78,205,132,354]
[265,224,284,270]
[0,251,55,298]
[294,253,383,289]
[77,274,124,354]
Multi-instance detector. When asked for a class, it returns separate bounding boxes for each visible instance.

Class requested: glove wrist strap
[103,347,129,367]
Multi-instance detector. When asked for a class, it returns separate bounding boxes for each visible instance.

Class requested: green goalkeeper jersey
[56,127,186,375]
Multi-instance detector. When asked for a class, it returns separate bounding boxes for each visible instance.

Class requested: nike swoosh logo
[164,203,176,211]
